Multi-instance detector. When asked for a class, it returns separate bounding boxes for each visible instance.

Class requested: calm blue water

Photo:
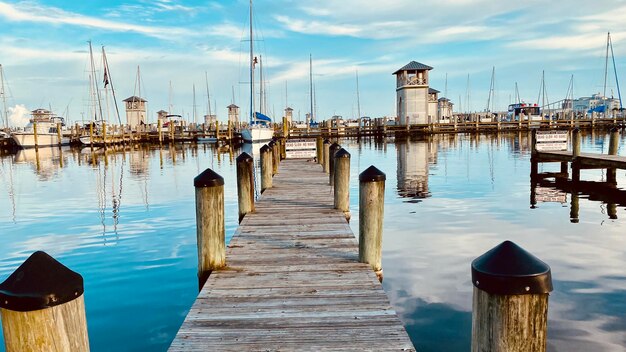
[0,131,625,351]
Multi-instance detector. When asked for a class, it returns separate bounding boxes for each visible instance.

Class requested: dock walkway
[534,151,626,169]
[169,159,414,351]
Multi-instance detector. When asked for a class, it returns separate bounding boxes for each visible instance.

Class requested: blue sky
[0,0,624,125]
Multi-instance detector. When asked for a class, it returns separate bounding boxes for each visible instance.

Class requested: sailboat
[240,0,274,144]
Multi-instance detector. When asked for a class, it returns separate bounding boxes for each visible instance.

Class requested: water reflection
[396,137,435,200]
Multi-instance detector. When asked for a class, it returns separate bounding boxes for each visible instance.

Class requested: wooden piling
[268,140,278,175]
[323,139,331,173]
[194,169,225,288]
[236,152,255,223]
[0,251,89,352]
[33,121,39,148]
[359,165,386,280]
[316,136,323,164]
[334,148,351,220]
[56,122,62,146]
[608,127,619,184]
[329,142,341,186]
[471,241,553,352]
[260,144,273,193]
[572,128,581,157]
[158,119,163,143]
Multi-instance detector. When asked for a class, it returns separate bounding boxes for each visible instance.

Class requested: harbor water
[0,131,625,351]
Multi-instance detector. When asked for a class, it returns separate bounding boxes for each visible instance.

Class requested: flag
[253,56,258,68]
[103,67,109,88]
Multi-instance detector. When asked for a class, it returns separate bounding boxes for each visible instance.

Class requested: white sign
[286,139,316,159]
[536,131,568,151]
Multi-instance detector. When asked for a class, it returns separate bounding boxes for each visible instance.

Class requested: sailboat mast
[609,33,623,110]
[89,41,104,122]
[249,0,255,123]
[259,55,264,115]
[193,84,197,124]
[205,71,212,117]
[102,47,122,125]
[356,70,361,119]
[309,54,313,124]
[603,32,610,100]
[0,64,8,128]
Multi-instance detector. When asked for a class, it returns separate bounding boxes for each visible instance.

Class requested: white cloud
[9,104,30,128]
[0,1,192,40]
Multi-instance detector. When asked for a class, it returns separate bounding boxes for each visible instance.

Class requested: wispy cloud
[0,1,192,40]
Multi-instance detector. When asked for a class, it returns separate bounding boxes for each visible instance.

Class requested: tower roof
[227,104,239,109]
[123,96,147,102]
[393,61,433,75]
[429,88,440,94]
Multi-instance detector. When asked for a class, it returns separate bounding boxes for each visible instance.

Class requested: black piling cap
[194,168,224,188]
[0,251,84,312]
[268,140,276,147]
[610,127,618,133]
[359,165,386,182]
[335,148,351,159]
[236,152,253,163]
[471,240,553,295]
[330,142,341,150]
[260,145,272,154]
[323,139,331,145]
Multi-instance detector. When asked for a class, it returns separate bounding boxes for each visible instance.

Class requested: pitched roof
[393,61,433,75]
[285,107,294,111]
[227,104,239,108]
[429,88,440,94]
[123,96,147,102]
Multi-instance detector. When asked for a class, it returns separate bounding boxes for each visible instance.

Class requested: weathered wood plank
[169,159,415,351]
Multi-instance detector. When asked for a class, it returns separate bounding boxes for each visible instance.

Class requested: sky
[0,0,625,126]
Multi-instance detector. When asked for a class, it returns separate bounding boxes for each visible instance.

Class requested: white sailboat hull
[241,126,274,143]
[12,133,70,148]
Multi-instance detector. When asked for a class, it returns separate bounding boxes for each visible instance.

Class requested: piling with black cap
[329,142,341,186]
[194,168,225,289]
[323,139,331,173]
[359,165,386,281]
[236,152,255,223]
[0,251,89,351]
[471,240,553,352]
[260,144,273,193]
[316,136,323,164]
[334,148,351,220]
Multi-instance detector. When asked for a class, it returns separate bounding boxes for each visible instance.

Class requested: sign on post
[535,131,568,152]
[286,139,316,159]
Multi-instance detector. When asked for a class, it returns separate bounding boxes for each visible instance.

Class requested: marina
[0,130,625,351]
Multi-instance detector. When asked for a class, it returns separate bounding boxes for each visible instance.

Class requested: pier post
[158,119,163,144]
[316,136,323,164]
[56,122,62,146]
[194,169,225,288]
[608,127,619,184]
[334,148,351,220]
[280,137,287,160]
[33,120,39,148]
[103,122,108,147]
[282,117,289,138]
[323,139,331,173]
[236,152,255,223]
[329,142,341,186]
[531,129,538,157]
[268,140,278,175]
[359,165,386,280]
[572,128,581,157]
[260,145,273,193]
[471,241,553,352]
[0,251,89,351]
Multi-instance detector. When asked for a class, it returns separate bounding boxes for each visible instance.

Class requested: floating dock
[169,159,415,351]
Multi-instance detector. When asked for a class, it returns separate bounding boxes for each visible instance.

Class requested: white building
[573,93,621,115]
[123,96,147,127]
[437,98,454,121]
[227,104,239,124]
[394,61,447,125]
[284,107,293,124]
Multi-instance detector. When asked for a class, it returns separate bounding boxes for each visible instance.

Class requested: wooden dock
[169,159,415,351]
[534,150,626,169]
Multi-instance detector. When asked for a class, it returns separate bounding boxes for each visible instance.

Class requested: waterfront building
[123,96,147,127]
[227,104,239,124]
[394,61,446,125]
[204,114,217,125]
[572,93,621,115]
[437,97,454,121]
[284,107,293,124]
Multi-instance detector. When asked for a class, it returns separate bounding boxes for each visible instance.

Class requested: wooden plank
[169,159,415,351]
